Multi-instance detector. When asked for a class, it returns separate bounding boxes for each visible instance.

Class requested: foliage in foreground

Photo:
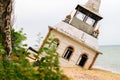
[0,28,69,80]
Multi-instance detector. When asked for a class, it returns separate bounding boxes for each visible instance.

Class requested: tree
[27,36,70,80]
[0,28,32,80]
[0,1,69,79]
[0,0,13,57]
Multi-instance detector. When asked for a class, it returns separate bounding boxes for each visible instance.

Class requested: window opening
[63,47,73,60]
[86,17,95,26]
[49,39,59,50]
[76,12,85,21]
[78,54,88,67]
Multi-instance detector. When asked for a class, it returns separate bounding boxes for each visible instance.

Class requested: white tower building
[41,0,103,69]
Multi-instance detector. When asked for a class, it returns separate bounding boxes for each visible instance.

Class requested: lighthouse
[40,0,103,69]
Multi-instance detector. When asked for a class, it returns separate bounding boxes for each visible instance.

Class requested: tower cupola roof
[84,0,101,13]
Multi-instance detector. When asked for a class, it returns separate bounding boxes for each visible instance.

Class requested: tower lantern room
[70,0,103,38]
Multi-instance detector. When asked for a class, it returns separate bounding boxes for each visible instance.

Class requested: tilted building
[40,0,103,69]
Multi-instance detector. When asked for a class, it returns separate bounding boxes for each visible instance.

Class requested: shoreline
[62,66,120,80]
[94,66,120,74]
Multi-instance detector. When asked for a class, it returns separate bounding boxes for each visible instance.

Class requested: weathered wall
[45,29,97,69]
[70,17,94,34]
[53,22,99,50]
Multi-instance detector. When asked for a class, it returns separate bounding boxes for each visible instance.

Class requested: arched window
[63,47,73,60]
[49,39,59,50]
[78,54,88,67]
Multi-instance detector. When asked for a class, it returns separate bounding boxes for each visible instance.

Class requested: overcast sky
[14,0,120,46]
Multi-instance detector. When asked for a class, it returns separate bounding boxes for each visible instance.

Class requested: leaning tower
[41,0,103,69]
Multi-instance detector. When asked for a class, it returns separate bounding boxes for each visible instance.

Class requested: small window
[49,39,59,50]
[86,17,95,26]
[76,12,85,21]
[78,54,88,67]
[63,47,73,60]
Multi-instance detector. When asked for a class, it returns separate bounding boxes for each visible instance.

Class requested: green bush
[0,28,69,80]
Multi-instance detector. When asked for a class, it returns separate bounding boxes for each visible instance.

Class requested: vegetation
[0,1,69,79]
[0,28,69,80]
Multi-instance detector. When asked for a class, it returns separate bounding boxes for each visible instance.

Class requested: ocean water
[94,45,120,74]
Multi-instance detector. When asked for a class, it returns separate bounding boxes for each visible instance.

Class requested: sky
[14,0,120,46]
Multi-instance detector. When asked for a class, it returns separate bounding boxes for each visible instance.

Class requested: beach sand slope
[62,66,120,80]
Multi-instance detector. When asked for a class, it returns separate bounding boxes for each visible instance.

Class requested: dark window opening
[78,54,88,67]
[63,47,73,60]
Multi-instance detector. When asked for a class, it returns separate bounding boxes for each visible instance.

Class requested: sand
[62,66,120,80]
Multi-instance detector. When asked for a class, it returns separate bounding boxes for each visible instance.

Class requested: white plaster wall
[48,29,97,69]
[53,22,99,50]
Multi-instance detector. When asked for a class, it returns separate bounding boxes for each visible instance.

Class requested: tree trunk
[0,0,13,57]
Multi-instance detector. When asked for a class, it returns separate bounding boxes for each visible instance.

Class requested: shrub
[0,28,69,80]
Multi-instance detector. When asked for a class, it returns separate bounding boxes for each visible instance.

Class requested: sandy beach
[62,66,120,80]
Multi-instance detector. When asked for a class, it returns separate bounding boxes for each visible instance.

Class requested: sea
[94,45,120,74]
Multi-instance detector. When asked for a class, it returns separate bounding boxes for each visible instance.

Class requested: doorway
[78,54,88,67]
